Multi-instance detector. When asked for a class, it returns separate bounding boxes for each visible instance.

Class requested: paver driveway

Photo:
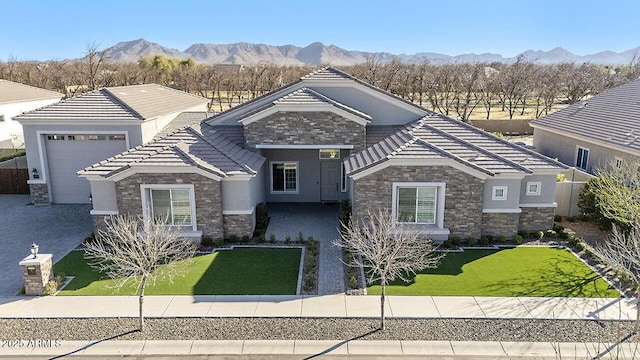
[0,195,92,296]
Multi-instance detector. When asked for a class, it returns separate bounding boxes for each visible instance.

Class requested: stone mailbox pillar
[19,254,53,296]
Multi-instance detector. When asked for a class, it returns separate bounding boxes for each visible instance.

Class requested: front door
[321,161,340,202]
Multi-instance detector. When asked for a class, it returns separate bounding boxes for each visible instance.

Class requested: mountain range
[104,38,640,66]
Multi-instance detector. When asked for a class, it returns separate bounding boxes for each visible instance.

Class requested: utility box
[19,254,53,295]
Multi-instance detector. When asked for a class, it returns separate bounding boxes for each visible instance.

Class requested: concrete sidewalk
[0,294,635,321]
[1,339,639,358]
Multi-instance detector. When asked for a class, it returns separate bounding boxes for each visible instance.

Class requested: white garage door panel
[46,136,126,203]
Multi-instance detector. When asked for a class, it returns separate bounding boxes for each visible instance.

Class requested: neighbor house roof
[79,122,264,179]
[346,113,566,176]
[0,79,62,105]
[15,84,208,122]
[530,78,640,153]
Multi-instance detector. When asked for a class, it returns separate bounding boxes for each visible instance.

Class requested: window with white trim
[149,188,193,226]
[576,146,589,170]
[396,186,437,224]
[271,162,298,193]
[615,157,623,169]
[492,186,508,201]
[526,182,541,196]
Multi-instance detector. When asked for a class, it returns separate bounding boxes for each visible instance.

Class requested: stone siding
[244,111,365,151]
[519,206,555,232]
[114,173,223,239]
[223,213,255,239]
[91,214,113,236]
[352,166,484,239]
[29,183,49,204]
[20,256,52,296]
[481,212,520,237]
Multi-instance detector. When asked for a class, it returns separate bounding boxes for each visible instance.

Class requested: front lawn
[54,247,301,295]
[368,247,619,297]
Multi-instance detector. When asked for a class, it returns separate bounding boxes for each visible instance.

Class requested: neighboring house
[530,78,640,174]
[79,68,565,241]
[0,80,63,148]
[15,84,209,204]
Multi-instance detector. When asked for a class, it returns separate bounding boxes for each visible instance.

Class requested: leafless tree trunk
[84,215,197,331]
[333,209,442,330]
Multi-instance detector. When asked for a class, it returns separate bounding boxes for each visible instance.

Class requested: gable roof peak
[301,66,356,81]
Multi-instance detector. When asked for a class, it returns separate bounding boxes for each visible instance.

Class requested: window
[88,134,106,140]
[396,186,437,224]
[576,146,589,170]
[271,162,298,193]
[341,163,347,192]
[319,149,340,159]
[492,186,508,201]
[108,134,126,141]
[66,135,86,141]
[46,134,65,140]
[526,182,541,196]
[615,157,623,169]
[149,188,192,226]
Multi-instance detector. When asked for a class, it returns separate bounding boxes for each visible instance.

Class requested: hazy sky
[2,0,639,61]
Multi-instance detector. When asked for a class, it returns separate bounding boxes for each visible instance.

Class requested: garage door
[45,134,127,203]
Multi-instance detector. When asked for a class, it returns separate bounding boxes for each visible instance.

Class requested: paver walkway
[266,202,345,295]
[0,195,92,296]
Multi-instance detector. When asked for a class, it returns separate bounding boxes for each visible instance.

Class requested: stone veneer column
[518,207,555,232]
[222,213,255,238]
[19,254,53,295]
[29,183,49,205]
[481,212,520,237]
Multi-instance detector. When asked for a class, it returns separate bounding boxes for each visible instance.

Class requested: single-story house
[15,84,210,204]
[0,80,63,148]
[79,67,565,241]
[530,78,640,174]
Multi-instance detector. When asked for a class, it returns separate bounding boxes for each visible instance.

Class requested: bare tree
[84,215,197,331]
[83,42,112,91]
[334,209,443,330]
[595,222,640,333]
[589,160,640,228]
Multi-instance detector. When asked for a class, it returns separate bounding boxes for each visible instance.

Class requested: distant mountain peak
[101,38,640,66]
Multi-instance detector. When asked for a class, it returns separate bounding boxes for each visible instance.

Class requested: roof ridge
[277,87,372,120]
[172,142,226,178]
[101,88,145,120]
[415,117,532,173]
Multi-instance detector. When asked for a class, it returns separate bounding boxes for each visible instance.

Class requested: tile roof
[346,114,566,175]
[15,84,208,122]
[79,122,264,179]
[530,78,640,153]
[238,87,372,122]
[153,111,214,140]
[0,80,63,104]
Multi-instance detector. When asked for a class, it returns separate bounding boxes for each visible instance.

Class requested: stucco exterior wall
[533,128,640,174]
[244,111,366,151]
[352,165,485,239]
[0,97,62,147]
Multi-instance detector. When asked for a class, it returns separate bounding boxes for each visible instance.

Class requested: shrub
[513,235,523,245]
[258,234,266,243]
[304,255,315,273]
[567,234,580,246]
[269,233,276,242]
[349,274,359,289]
[450,236,461,246]
[466,237,477,246]
[553,224,564,233]
[303,275,317,291]
[518,230,529,238]
[479,236,490,246]
[307,238,318,255]
[545,230,557,238]
[228,234,238,243]
[485,235,494,243]
[442,240,452,249]
[297,231,304,243]
[566,216,576,223]
[0,149,25,162]
[285,235,291,244]
[497,235,506,244]
[574,241,585,251]
[213,237,224,247]
[558,230,569,239]
[554,214,562,222]
[242,235,251,243]
[43,280,59,296]
[535,231,544,240]
[200,236,214,247]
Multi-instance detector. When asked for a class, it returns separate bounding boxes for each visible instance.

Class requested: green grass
[54,247,301,295]
[367,247,619,298]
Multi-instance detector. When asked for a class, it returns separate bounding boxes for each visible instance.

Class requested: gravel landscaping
[0,318,637,343]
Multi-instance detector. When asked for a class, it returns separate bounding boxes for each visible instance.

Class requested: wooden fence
[0,169,29,194]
